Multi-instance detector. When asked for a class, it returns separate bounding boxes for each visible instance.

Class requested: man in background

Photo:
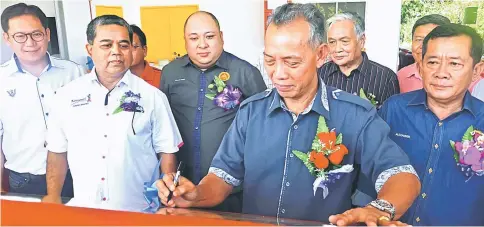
[160,11,266,212]
[42,15,182,211]
[397,14,450,93]
[129,25,161,88]
[0,3,82,196]
[380,24,484,226]
[318,12,399,106]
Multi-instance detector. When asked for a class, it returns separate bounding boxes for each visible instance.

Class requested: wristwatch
[368,199,396,220]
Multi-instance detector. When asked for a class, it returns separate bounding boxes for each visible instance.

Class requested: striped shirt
[317,52,399,105]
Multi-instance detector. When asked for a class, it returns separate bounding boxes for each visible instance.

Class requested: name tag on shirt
[395,133,411,139]
[71,94,92,107]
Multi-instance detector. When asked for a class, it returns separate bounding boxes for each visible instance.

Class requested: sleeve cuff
[375,164,419,193]
[208,167,242,187]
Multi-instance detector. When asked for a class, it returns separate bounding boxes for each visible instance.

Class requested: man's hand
[329,206,410,226]
[156,173,198,208]
[41,194,62,204]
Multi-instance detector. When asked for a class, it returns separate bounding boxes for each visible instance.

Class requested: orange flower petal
[314,153,329,169]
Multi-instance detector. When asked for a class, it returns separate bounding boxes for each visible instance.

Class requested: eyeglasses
[9,31,45,43]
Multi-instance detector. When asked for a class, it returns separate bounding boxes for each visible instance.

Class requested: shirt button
[195,127,199,130]
[37,78,40,81]
[102,156,106,159]
[416,217,420,222]
[286,182,290,187]
[197,107,202,111]
[106,113,109,116]
[200,89,204,92]
[45,113,49,116]
[428,168,433,174]
[290,153,294,158]
[104,135,107,138]
[281,209,285,214]
[434,144,439,149]
[293,125,298,130]
[102,197,107,201]
[101,177,105,181]
[41,94,44,98]
[438,122,443,126]
[422,193,426,198]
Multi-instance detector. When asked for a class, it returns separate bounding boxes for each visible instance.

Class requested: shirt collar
[87,67,133,89]
[182,50,230,70]
[267,78,331,120]
[11,52,59,74]
[408,89,477,117]
[405,63,422,80]
[328,51,369,76]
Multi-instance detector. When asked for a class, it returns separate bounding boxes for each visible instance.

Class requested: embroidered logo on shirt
[7,89,16,97]
[71,94,91,107]
[395,133,411,139]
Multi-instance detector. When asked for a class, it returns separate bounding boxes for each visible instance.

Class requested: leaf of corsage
[214,76,226,88]
[292,150,308,162]
[462,126,474,141]
[336,133,342,144]
[208,84,214,89]
[113,107,123,114]
[317,116,329,133]
[450,140,459,162]
[359,88,369,100]
[217,86,224,93]
[205,93,216,100]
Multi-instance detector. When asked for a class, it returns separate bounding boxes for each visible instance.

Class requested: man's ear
[143,46,148,58]
[3,32,10,46]
[472,61,484,82]
[219,31,224,45]
[316,43,329,68]
[85,44,93,56]
[359,33,366,51]
[45,28,51,42]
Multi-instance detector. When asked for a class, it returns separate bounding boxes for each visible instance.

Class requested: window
[314,2,366,21]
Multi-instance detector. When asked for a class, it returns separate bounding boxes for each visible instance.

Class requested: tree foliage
[400,0,484,47]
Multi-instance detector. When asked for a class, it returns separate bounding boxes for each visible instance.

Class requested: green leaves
[336,133,342,144]
[112,107,123,114]
[205,93,216,100]
[359,88,369,100]
[450,140,459,162]
[462,126,474,141]
[214,75,226,89]
[317,116,329,133]
[292,150,308,162]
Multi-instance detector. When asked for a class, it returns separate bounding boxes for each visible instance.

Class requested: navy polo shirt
[379,89,484,226]
[209,81,417,222]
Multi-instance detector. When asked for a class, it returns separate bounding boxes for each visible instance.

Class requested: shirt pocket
[169,80,198,108]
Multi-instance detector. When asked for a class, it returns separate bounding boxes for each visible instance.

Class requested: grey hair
[267,3,326,48]
[327,12,365,39]
[86,15,133,45]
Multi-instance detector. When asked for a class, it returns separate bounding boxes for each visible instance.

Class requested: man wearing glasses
[0,3,83,196]
[129,25,161,88]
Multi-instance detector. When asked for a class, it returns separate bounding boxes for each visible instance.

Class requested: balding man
[160,11,266,212]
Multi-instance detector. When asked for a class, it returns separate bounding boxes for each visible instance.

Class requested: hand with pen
[156,162,197,208]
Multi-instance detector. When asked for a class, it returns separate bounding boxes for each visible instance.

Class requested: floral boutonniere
[292,116,353,198]
[113,91,144,114]
[205,72,243,110]
[450,126,484,181]
[359,88,378,106]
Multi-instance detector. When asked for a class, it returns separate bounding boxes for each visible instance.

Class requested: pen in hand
[167,161,184,203]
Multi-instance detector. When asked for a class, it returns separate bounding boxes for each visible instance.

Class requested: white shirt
[472,79,484,102]
[46,68,183,212]
[0,54,84,175]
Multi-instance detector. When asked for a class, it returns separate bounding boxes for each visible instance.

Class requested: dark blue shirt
[209,82,416,222]
[379,89,484,226]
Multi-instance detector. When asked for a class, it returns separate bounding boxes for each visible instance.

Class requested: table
[0,193,324,226]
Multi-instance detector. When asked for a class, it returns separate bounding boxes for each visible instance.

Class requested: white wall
[291,0,402,72]
[89,0,265,66]
[61,0,91,66]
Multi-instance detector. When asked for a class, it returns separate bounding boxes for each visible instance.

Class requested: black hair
[130,24,146,46]
[86,15,133,44]
[412,14,450,37]
[1,3,48,32]
[422,23,483,65]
